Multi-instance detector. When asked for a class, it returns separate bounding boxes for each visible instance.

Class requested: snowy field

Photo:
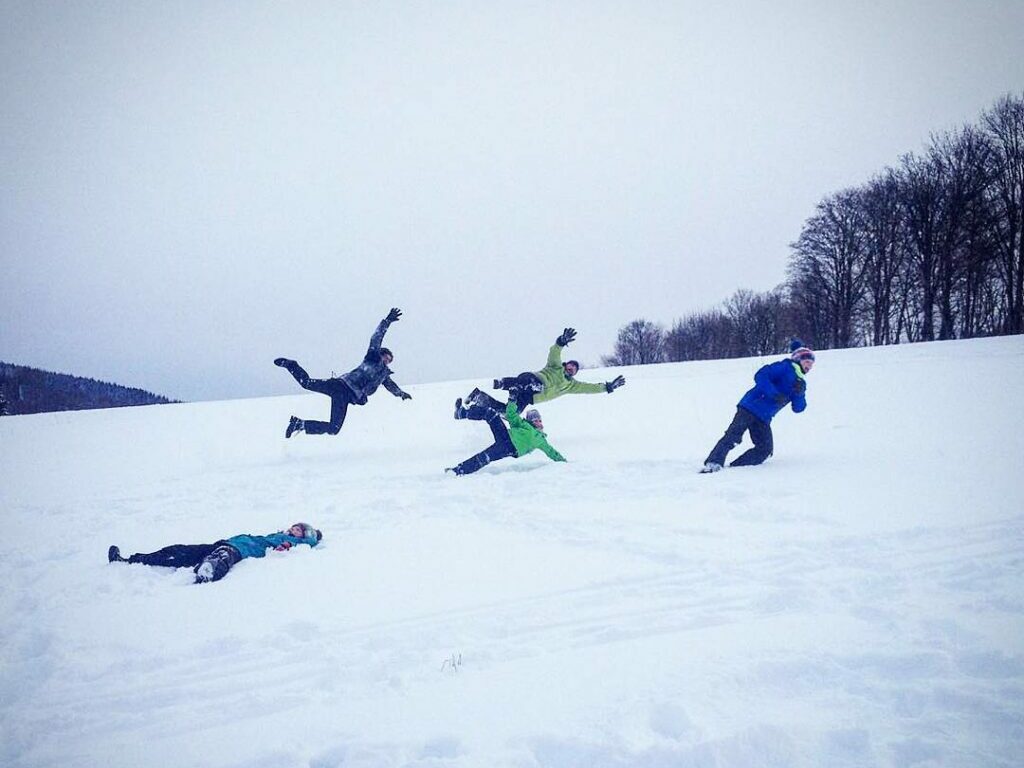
[1,336,1022,768]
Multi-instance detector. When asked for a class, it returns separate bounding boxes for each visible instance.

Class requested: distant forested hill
[0,362,177,415]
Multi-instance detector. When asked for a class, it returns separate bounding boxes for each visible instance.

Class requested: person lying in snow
[274,307,412,438]
[466,328,625,414]
[107,523,322,583]
[447,400,566,476]
[701,339,816,473]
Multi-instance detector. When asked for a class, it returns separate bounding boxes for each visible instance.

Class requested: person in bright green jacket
[468,328,626,413]
[447,400,565,476]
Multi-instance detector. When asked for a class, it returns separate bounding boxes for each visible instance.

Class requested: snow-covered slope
[1,337,1022,767]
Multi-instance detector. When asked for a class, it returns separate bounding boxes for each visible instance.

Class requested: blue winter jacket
[338,318,410,405]
[737,359,807,424]
[225,531,320,560]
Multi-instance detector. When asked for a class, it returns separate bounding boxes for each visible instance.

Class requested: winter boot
[700,462,723,474]
[493,379,504,390]
[453,398,467,420]
[194,561,215,583]
[273,357,295,368]
[285,416,304,438]
[108,545,125,563]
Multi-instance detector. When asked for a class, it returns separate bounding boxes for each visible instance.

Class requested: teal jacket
[505,402,566,462]
[225,531,320,560]
[533,345,606,403]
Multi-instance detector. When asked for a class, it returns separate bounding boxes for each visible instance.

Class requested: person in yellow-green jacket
[468,328,626,414]
[447,400,565,476]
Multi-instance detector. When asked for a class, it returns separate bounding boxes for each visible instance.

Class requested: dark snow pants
[284,360,356,435]
[705,407,774,467]
[452,405,517,475]
[128,542,241,581]
[485,372,544,413]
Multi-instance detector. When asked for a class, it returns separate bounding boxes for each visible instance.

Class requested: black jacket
[338,319,409,404]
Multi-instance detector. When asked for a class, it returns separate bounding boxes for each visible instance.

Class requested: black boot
[454,398,467,419]
[108,545,125,563]
[285,416,304,438]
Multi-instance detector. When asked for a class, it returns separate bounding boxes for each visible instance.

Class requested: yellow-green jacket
[533,345,607,403]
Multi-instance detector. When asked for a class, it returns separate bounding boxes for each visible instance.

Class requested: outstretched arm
[505,400,527,427]
[366,308,402,357]
[567,379,610,395]
[539,440,566,462]
[383,377,412,400]
[545,343,563,369]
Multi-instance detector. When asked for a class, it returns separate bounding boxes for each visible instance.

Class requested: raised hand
[556,327,577,347]
[605,375,626,393]
[386,307,403,324]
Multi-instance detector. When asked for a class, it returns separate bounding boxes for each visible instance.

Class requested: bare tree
[982,92,1024,334]
[859,171,907,344]
[789,188,869,348]
[604,94,1023,365]
[927,126,994,339]
[724,288,787,356]
[602,319,666,366]
[664,309,733,361]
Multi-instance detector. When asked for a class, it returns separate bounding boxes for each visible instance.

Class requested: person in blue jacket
[700,340,816,473]
[107,522,322,583]
[274,307,412,438]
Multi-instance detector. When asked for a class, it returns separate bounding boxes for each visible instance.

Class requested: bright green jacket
[505,402,566,462]
[533,344,607,403]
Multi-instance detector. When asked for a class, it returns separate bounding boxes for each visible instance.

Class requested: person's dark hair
[380,347,393,360]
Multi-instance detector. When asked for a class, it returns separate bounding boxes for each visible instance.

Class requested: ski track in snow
[1,337,1023,767]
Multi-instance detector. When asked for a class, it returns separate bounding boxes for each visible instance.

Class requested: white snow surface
[1,337,1023,768]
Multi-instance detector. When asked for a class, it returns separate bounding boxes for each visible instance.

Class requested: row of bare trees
[602,93,1023,367]
[601,289,794,366]
[791,93,1023,347]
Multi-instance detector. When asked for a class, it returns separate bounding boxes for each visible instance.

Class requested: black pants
[705,407,774,467]
[453,405,517,475]
[284,361,355,435]
[487,372,544,413]
[128,542,241,581]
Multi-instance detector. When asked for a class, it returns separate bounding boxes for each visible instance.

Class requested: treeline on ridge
[0,361,176,416]
[604,92,1024,366]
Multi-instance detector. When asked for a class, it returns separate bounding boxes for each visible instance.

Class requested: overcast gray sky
[2,1,1022,401]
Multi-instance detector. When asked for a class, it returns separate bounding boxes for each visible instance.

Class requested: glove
[400,392,412,401]
[556,327,577,347]
[605,375,626,393]
[794,379,806,396]
[386,307,402,324]
[773,393,788,406]
[274,541,293,551]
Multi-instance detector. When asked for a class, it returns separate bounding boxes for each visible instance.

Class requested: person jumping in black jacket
[274,308,412,438]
